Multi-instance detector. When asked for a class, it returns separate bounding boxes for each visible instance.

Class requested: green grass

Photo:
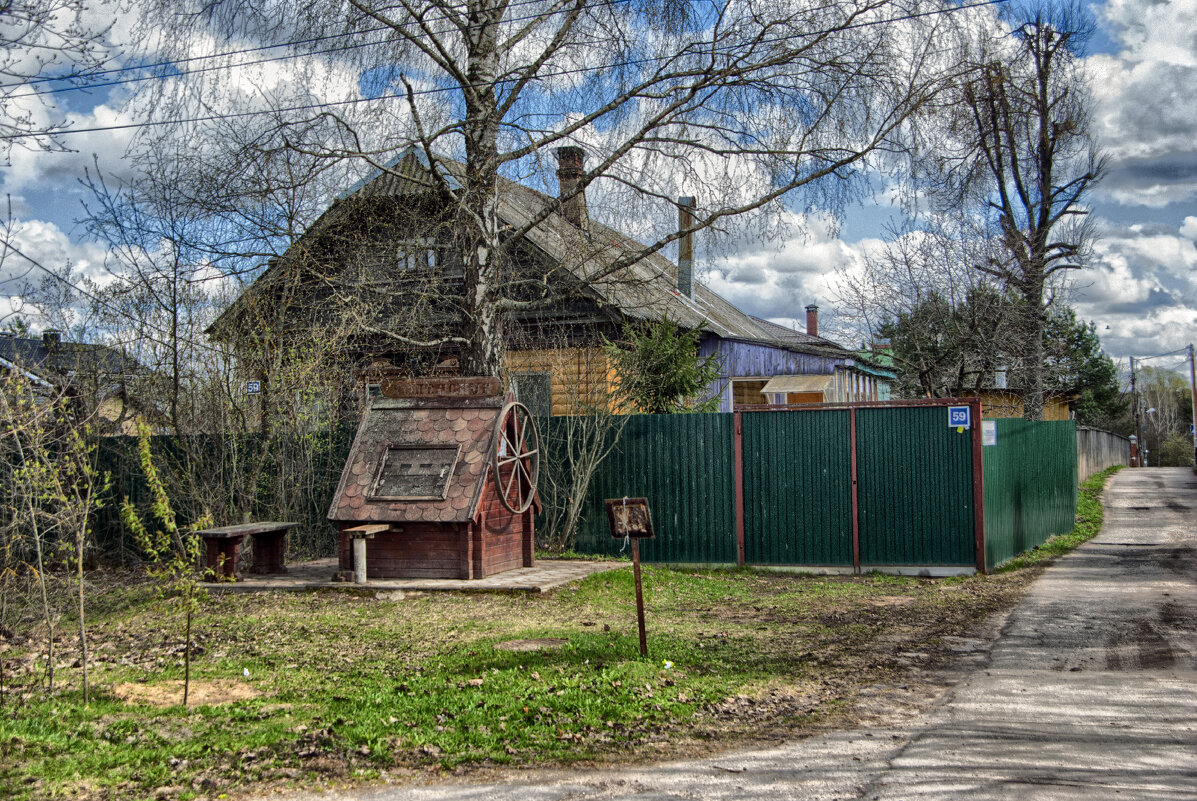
[2,542,1072,800]
[998,465,1124,572]
[3,461,1134,801]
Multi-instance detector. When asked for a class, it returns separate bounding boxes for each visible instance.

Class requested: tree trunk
[1021,269,1047,421]
[183,605,192,707]
[77,531,88,704]
[457,0,505,379]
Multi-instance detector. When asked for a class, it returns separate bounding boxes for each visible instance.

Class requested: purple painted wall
[699,335,852,412]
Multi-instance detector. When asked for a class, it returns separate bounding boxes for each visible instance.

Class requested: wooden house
[0,329,149,433]
[211,147,891,414]
[972,389,1076,421]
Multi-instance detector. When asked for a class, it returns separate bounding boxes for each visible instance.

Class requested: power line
[7,0,634,102]
[1131,346,1190,363]
[0,0,1009,142]
[0,237,227,357]
[1,0,593,92]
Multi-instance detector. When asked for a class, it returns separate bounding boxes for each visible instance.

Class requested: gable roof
[747,315,856,359]
[0,333,139,385]
[217,148,872,363]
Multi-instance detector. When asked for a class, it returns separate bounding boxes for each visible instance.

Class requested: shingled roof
[328,396,504,525]
[215,148,888,366]
[0,332,139,386]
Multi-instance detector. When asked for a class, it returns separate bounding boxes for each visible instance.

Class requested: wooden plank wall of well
[505,347,617,415]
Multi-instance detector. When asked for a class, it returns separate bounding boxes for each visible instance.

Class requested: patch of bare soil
[112,679,261,707]
[492,638,569,652]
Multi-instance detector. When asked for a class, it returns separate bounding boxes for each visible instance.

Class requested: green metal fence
[567,414,737,563]
[89,405,1080,573]
[982,418,1079,570]
[856,407,976,567]
[741,410,852,566]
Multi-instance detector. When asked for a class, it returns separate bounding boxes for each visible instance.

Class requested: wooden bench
[341,523,391,583]
[195,521,300,580]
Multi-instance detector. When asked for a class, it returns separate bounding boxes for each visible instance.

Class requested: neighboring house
[212,146,891,415]
[0,329,146,433]
[971,389,1076,421]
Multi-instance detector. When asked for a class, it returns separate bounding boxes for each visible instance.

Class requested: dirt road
[283,467,1197,800]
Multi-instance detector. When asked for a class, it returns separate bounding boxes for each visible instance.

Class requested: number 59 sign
[948,405,971,429]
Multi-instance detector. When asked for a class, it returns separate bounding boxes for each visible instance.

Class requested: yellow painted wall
[978,390,1073,421]
[505,347,617,416]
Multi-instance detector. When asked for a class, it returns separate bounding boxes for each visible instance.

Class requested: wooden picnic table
[196,521,300,579]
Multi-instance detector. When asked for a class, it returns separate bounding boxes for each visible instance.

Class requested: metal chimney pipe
[805,304,819,337]
[678,196,695,299]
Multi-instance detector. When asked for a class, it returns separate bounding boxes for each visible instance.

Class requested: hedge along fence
[981,419,1079,570]
[92,425,357,561]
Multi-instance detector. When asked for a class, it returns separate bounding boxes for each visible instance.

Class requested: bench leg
[353,538,368,584]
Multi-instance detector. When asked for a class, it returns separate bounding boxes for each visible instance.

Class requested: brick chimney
[42,329,61,350]
[805,305,819,338]
[554,146,587,228]
[677,196,695,299]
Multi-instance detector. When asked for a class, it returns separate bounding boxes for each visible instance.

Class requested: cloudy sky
[2,0,1195,374]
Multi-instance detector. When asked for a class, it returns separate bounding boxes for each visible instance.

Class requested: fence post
[850,406,860,574]
[971,398,986,574]
[734,411,745,566]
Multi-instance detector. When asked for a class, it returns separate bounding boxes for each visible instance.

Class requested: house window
[510,372,552,416]
[397,238,439,270]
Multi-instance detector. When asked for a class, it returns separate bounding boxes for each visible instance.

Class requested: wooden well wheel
[491,401,540,514]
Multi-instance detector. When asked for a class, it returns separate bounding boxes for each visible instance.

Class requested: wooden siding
[505,347,615,415]
[732,379,768,409]
[978,390,1073,421]
[700,336,851,412]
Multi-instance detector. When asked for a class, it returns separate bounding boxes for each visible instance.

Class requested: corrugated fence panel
[741,410,853,566]
[983,419,1078,570]
[570,414,737,563]
[856,407,976,566]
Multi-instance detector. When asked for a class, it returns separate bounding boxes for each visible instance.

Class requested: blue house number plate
[947,405,971,429]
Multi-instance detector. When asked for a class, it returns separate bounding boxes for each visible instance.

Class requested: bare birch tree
[121,0,961,377]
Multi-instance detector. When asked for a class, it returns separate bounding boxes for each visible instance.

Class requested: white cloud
[700,212,880,333]
[0,218,113,327]
[1067,218,1197,358]
[1180,216,1197,240]
[1087,0,1197,207]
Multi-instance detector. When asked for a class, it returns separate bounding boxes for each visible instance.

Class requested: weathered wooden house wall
[699,336,847,412]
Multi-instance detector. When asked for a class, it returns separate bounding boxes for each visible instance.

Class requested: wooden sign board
[382,377,502,400]
[605,497,655,539]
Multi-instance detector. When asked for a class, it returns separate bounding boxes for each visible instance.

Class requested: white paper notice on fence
[982,420,997,447]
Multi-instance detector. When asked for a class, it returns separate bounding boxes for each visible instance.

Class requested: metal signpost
[606,497,654,657]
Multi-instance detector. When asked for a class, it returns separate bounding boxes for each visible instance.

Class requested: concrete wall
[1077,427,1131,483]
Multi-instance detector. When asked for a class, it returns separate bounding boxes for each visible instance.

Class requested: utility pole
[1130,356,1141,467]
[1189,344,1196,468]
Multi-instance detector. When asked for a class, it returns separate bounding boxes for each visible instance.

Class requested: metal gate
[740,400,983,571]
